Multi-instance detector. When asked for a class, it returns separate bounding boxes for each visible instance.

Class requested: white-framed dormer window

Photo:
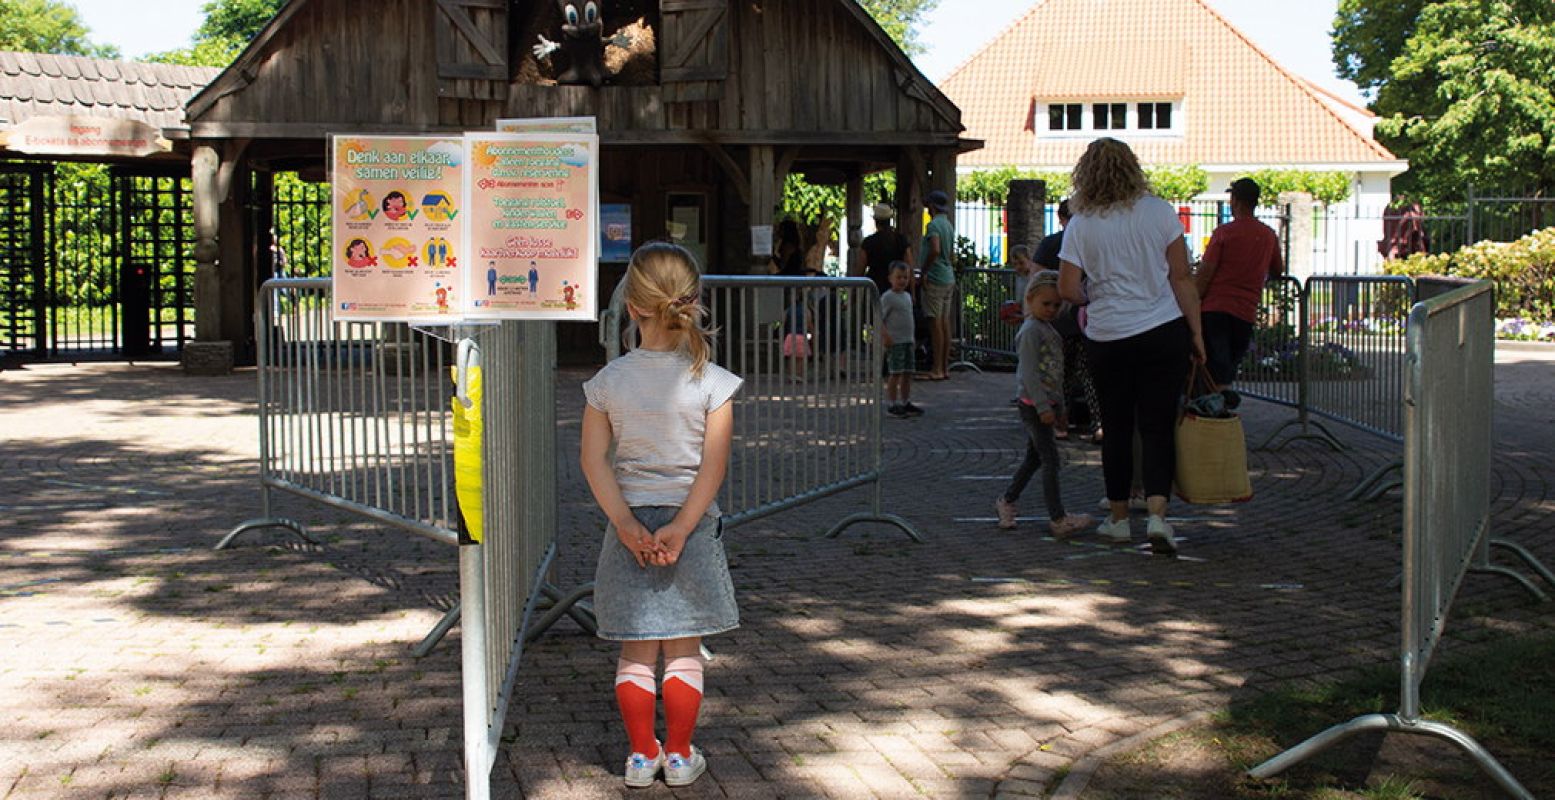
[1038,99,1183,137]
[1136,102,1173,130]
[1092,102,1126,130]
[1047,103,1083,131]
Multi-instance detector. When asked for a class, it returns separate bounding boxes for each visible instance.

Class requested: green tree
[1333,1,1555,201]
[143,0,282,67]
[0,0,119,57]
[856,0,940,56]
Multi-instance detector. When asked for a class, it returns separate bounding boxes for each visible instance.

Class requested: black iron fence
[0,161,195,359]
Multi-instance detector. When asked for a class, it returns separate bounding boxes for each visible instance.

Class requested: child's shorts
[783,333,811,358]
[886,342,915,374]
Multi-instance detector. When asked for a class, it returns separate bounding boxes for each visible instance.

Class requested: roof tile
[941,0,1397,169]
[0,51,219,133]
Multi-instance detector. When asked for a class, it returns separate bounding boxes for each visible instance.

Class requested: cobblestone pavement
[2,347,1552,799]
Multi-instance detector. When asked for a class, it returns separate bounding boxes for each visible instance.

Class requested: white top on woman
[1057,195,1185,342]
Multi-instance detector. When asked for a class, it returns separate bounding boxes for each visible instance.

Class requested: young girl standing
[994,271,1093,538]
[580,242,743,789]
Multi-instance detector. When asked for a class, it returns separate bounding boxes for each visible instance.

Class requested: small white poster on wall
[750,225,773,257]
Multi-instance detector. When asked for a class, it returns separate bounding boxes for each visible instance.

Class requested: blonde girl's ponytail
[624,242,714,378]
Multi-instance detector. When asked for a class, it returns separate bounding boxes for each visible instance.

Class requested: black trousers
[1085,318,1191,500]
[1201,311,1254,387]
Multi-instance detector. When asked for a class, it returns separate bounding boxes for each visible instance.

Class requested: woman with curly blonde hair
[1057,138,1205,557]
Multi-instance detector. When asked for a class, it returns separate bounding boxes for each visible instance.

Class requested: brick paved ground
[2,346,1552,799]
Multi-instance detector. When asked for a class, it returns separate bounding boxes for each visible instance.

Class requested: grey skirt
[593,506,739,641]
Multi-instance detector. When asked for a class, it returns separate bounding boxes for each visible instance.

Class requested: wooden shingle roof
[0,52,220,132]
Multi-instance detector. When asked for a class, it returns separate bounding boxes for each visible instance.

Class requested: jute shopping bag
[1175,366,1253,504]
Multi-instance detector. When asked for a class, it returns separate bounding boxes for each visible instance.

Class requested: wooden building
[183,0,977,367]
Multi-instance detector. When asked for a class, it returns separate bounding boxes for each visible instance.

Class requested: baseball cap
[925,190,951,212]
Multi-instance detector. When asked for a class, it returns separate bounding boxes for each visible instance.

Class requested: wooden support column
[930,147,957,226]
[218,161,255,361]
[844,171,864,277]
[895,148,924,261]
[747,145,778,274]
[185,143,233,374]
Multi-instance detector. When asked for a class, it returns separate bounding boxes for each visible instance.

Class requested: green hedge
[1384,226,1555,321]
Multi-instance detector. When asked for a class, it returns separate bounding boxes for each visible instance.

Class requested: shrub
[1385,226,1555,322]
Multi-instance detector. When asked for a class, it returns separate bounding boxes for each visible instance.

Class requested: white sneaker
[1096,516,1131,543]
[1147,515,1178,556]
[664,747,707,787]
[623,744,663,788]
[1096,496,1150,513]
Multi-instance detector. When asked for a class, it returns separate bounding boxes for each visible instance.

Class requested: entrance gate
[0,161,196,360]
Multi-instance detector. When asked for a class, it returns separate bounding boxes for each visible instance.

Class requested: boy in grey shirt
[879,261,921,417]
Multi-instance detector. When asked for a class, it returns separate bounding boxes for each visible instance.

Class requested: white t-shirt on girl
[582,348,743,516]
[1058,195,1184,342]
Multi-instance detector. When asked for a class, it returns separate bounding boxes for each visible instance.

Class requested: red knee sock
[614,659,659,758]
[661,655,705,756]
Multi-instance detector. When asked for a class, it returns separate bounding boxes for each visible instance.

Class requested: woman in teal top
[918,190,956,380]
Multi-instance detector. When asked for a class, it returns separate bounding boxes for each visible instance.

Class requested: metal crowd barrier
[226,279,583,800]
[1300,275,1415,443]
[954,267,1019,367]
[1246,275,1417,499]
[603,274,921,541]
[1236,275,1308,420]
[1250,280,1553,799]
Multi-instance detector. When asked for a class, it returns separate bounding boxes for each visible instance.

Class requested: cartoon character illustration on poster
[562,281,578,310]
[435,286,451,313]
[533,1,632,87]
[381,238,417,268]
[487,261,498,296]
[344,189,374,221]
[344,238,375,268]
[424,237,452,268]
[382,191,412,222]
[528,261,540,296]
[420,191,457,222]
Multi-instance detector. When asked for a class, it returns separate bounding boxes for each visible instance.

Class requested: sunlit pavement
[2,348,1552,799]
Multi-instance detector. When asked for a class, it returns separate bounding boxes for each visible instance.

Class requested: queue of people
[581,139,1285,789]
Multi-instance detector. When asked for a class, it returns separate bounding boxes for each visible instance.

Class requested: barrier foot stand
[1470,564,1548,603]
[1489,539,1555,593]
[1249,714,1534,800]
[215,518,314,550]
[947,359,982,374]
[1256,418,1344,452]
[524,583,597,644]
[824,512,925,543]
[411,602,462,658]
[1345,461,1401,502]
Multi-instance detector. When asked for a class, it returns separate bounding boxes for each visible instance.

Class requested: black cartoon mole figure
[533,1,630,88]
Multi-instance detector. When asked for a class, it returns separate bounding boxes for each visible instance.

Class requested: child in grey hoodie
[993,271,1093,537]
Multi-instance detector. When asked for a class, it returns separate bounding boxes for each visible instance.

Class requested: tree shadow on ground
[3,361,1552,799]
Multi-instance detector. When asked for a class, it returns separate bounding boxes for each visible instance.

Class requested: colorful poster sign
[464,133,599,321]
[600,203,632,262]
[330,135,465,321]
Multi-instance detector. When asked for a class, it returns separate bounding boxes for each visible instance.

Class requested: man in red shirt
[1195,178,1284,391]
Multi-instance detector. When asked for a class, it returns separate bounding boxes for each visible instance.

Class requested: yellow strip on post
[451,366,485,542]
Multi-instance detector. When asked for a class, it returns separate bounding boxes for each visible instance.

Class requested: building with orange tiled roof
[940,0,1408,211]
